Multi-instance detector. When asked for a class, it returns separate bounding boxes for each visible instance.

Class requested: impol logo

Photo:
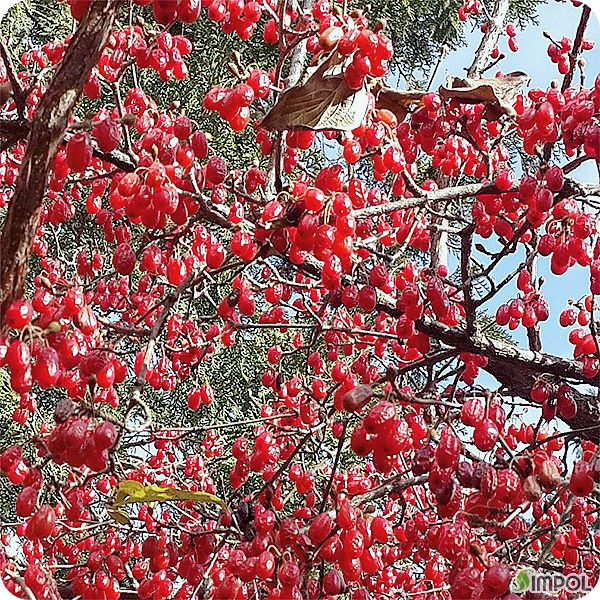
[511,568,593,595]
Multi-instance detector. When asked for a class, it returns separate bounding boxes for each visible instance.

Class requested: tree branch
[413,318,600,443]
[561,4,591,93]
[0,39,26,119]
[466,0,510,78]
[349,474,428,507]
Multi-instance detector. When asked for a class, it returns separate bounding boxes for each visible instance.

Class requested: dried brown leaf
[261,55,370,131]
[438,71,529,119]
[375,88,427,122]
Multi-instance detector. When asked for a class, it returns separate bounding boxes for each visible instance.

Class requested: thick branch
[466,0,510,78]
[351,177,599,220]
[414,318,600,443]
[561,4,591,93]
[414,318,596,385]
[0,0,123,323]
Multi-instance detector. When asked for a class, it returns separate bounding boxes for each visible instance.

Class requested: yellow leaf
[107,507,131,525]
[112,480,226,509]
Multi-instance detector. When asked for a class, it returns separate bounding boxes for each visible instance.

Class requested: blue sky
[435,0,600,358]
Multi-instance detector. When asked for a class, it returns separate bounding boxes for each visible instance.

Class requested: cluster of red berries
[517,88,565,153]
[344,109,411,181]
[432,134,472,177]
[0,445,41,492]
[452,561,513,600]
[530,379,579,419]
[558,295,600,376]
[1,335,59,396]
[409,96,505,181]
[537,199,595,276]
[230,429,283,489]
[495,270,550,330]
[561,74,600,161]
[0,446,56,542]
[20,39,66,69]
[457,0,482,21]
[1,551,56,600]
[506,23,519,52]
[459,395,506,451]
[349,401,411,473]
[0,284,129,404]
[201,0,265,40]
[105,126,217,235]
[186,383,215,410]
[204,71,272,131]
[547,35,594,74]
[472,170,551,241]
[99,27,190,84]
[132,29,192,81]
[68,551,126,600]
[41,416,117,472]
[459,353,488,385]
[66,117,122,173]
[548,37,575,74]
[567,325,599,362]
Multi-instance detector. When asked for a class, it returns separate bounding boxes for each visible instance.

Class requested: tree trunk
[0,0,122,324]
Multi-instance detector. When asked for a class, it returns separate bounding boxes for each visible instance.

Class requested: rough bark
[0,0,123,323]
[415,319,600,444]
[466,0,510,78]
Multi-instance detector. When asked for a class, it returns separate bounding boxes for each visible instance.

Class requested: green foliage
[366,0,465,83]
[0,0,71,61]
[0,371,20,520]
[477,311,514,343]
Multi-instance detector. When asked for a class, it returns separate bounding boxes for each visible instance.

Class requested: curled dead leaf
[438,71,529,119]
[261,53,371,131]
[374,87,427,123]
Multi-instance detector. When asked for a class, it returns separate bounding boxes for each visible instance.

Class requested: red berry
[166,257,188,285]
[342,385,373,412]
[7,340,31,372]
[16,487,37,517]
[495,168,516,191]
[178,0,201,23]
[32,347,60,389]
[436,428,461,469]
[93,118,121,153]
[545,165,564,191]
[112,243,136,275]
[190,131,208,159]
[66,132,92,172]
[308,513,333,545]
[323,570,346,595]
[206,156,227,185]
[5,299,34,329]
[94,421,117,450]
[28,504,56,539]
[473,419,499,451]
[569,460,594,496]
